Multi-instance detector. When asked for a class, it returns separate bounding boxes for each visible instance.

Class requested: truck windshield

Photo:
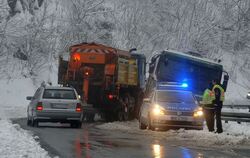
[157,56,222,95]
[43,89,77,99]
[156,91,195,103]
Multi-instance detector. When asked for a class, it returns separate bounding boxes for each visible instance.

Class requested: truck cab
[145,50,229,101]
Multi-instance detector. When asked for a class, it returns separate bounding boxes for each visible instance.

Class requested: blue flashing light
[156,82,189,90]
[181,83,188,88]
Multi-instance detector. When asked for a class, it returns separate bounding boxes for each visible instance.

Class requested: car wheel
[139,118,147,130]
[32,119,39,127]
[71,121,82,128]
[77,121,82,128]
[27,116,32,126]
[70,122,76,128]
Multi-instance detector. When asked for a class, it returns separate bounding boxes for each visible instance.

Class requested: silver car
[139,89,204,130]
[26,86,83,128]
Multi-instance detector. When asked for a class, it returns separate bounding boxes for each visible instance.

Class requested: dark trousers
[215,106,223,133]
[203,108,215,132]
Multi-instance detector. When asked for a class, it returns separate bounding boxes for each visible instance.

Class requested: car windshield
[156,90,195,103]
[43,89,77,99]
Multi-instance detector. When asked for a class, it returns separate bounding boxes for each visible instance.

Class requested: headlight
[193,107,203,117]
[247,93,250,97]
[152,104,165,115]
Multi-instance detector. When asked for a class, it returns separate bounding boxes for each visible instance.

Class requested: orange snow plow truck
[58,43,146,121]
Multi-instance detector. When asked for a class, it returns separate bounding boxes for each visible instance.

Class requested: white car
[26,86,83,128]
[139,89,204,130]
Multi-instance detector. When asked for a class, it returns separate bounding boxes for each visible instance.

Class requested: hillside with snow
[1,0,250,102]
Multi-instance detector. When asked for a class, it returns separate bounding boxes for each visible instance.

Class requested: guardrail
[222,104,250,123]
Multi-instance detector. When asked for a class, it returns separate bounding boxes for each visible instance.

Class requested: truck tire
[86,114,95,122]
[118,111,124,121]
[105,112,115,122]
[139,119,147,130]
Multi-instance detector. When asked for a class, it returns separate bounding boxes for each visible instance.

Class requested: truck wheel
[105,112,114,122]
[86,114,95,122]
[139,119,147,130]
[118,111,124,121]
[124,112,129,121]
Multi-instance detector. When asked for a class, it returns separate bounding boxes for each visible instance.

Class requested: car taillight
[76,103,82,112]
[108,94,114,100]
[36,102,43,111]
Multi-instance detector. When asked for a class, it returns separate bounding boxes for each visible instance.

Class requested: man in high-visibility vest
[201,83,215,132]
[212,79,225,133]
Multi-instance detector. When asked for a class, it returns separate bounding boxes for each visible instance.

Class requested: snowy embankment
[97,120,250,148]
[0,78,36,118]
[0,119,50,158]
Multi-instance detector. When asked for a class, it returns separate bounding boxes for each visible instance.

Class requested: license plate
[52,104,67,109]
[170,116,187,121]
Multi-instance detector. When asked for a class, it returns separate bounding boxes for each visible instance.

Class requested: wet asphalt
[13,118,250,158]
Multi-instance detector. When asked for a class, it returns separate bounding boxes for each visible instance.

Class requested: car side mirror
[26,96,33,100]
[143,98,151,102]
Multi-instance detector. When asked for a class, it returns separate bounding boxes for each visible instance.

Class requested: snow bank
[97,120,250,147]
[0,119,50,158]
[0,61,58,119]
[0,78,36,118]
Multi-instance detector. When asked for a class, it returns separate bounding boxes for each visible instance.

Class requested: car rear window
[156,90,195,103]
[43,89,77,99]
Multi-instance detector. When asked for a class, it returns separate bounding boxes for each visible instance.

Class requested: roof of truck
[70,42,131,58]
[164,49,222,66]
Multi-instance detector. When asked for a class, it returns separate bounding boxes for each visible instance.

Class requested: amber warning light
[73,53,81,61]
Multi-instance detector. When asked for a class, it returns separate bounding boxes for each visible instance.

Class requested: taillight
[76,103,82,112]
[36,102,43,111]
[108,94,114,100]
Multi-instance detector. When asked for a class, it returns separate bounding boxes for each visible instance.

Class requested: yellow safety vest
[212,84,225,102]
[201,89,215,105]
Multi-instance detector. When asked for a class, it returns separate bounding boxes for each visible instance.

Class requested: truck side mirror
[222,74,229,92]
